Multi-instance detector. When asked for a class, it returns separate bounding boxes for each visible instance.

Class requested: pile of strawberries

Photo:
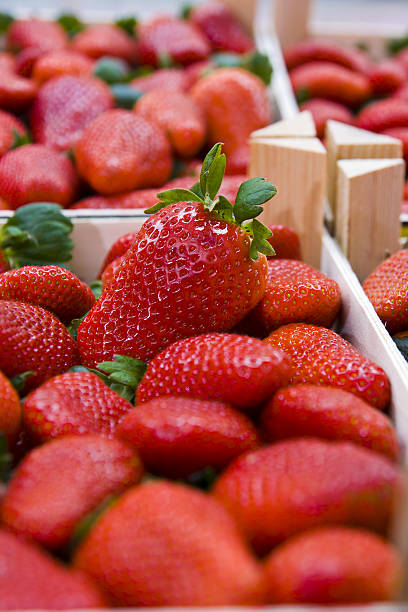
[0,142,404,608]
[0,2,273,213]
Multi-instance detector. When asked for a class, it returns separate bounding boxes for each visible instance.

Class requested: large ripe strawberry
[189,2,254,54]
[117,396,260,478]
[264,323,390,409]
[356,98,408,132]
[0,528,107,609]
[15,48,44,78]
[299,98,354,138]
[212,438,402,554]
[74,481,266,605]
[363,250,408,335]
[1,434,143,549]
[190,67,270,173]
[0,300,79,393]
[74,109,172,194]
[23,371,133,442]
[381,126,408,163]
[284,39,372,73]
[71,23,137,62]
[0,265,95,323]
[98,232,138,278]
[0,144,79,209]
[33,50,94,84]
[136,16,211,66]
[130,68,190,93]
[0,63,38,112]
[368,58,406,96]
[0,109,27,157]
[260,384,399,460]
[134,89,206,158]
[101,256,126,290]
[6,19,68,53]
[77,145,276,366]
[264,526,403,604]
[266,224,302,259]
[0,369,21,443]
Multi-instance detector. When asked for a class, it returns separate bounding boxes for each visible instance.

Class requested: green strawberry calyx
[145,143,277,261]
[211,51,273,86]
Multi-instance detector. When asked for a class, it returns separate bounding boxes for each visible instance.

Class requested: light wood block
[336,158,404,282]
[273,0,312,48]
[219,0,257,32]
[326,120,402,216]
[249,137,326,268]
[251,110,316,139]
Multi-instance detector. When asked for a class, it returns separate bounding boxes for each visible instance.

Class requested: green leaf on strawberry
[115,16,138,37]
[0,12,13,34]
[56,13,84,38]
[10,129,31,150]
[10,371,35,395]
[211,51,273,85]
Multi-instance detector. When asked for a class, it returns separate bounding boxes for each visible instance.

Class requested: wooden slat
[250,110,315,139]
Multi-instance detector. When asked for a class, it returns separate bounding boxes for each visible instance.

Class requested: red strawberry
[71,24,137,62]
[0,52,16,73]
[74,481,266,605]
[1,434,143,549]
[251,259,341,333]
[266,224,302,259]
[77,146,276,366]
[284,39,372,74]
[363,249,408,335]
[31,75,114,152]
[0,68,38,113]
[299,98,354,138]
[98,232,138,278]
[395,47,408,75]
[393,82,408,101]
[0,528,107,609]
[183,59,215,89]
[290,61,371,107]
[74,109,172,194]
[0,300,79,392]
[0,369,21,443]
[264,323,390,409]
[189,2,254,54]
[0,144,79,209]
[136,16,211,66]
[23,371,133,442]
[0,109,27,157]
[381,126,408,163]
[33,50,94,84]
[0,250,9,273]
[368,58,406,95]
[212,438,402,554]
[356,98,408,132]
[101,255,126,290]
[14,47,44,78]
[134,89,206,158]
[6,19,68,54]
[136,333,292,411]
[263,526,403,604]
[260,384,399,460]
[117,396,260,478]
[130,67,189,93]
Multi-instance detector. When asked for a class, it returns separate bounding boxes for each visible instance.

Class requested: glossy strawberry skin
[284,39,372,74]
[263,526,403,604]
[74,109,172,195]
[71,24,137,62]
[260,384,399,460]
[6,19,68,54]
[0,300,79,392]
[136,333,292,412]
[23,371,133,442]
[0,265,95,323]
[0,109,27,157]
[299,98,354,138]
[212,438,402,554]
[117,396,260,478]
[368,59,406,95]
[78,203,268,367]
[0,528,107,609]
[356,98,408,132]
[0,144,79,209]
[290,62,371,107]
[130,68,190,93]
[32,50,94,84]
[74,481,266,606]
[189,2,254,54]
[0,369,21,443]
[101,255,126,290]
[31,75,114,152]
[136,16,211,67]
[98,232,138,278]
[264,323,390,410]
[1,434,143,549]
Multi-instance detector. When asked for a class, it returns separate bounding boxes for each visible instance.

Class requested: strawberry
[356,98,408,132]
[363,250,408,335]
[290,62,371,107]
[251,259,341,333]
[0,250,9,273]
[368,58,406,95]
[191,67,270,173]
[23,371,133,442]
[14,47,44,78]
[6,19,68,54]
[134,89,206,158]
[0,369,21,443]
[263,526,403,604]
[0,67,38,113]
[77,145,276,366]
[135,333,292,411]
[31,75,114,152]
[130,68,190,93]
[33,49,94,84]
[393,82,408,101]
[264,323,390,409]
[212,438,402,554]
[189,2,254,54]
[0,109,27,157]
[381,126,408,163]
[1,434,143,549]
[183,59,215,89]
[0,300,79,392]
[117,395,259,478]
[74,109,172,194]
[395,47,408,75]
[284,39,372,73]
[136,16,211,66]
[98,232,138,278]
[0,265,95,323]
[0,52,16,73]
[74,481,266,605]
[260,384,399,460]
[101,255,126,290]
[266,224,302,259]
[71,23,137,62]
[299,98,354,138]
[0,528,107,609]
[0,144,79,209]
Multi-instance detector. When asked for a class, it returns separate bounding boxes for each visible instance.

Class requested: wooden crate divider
[250,110,315,139]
